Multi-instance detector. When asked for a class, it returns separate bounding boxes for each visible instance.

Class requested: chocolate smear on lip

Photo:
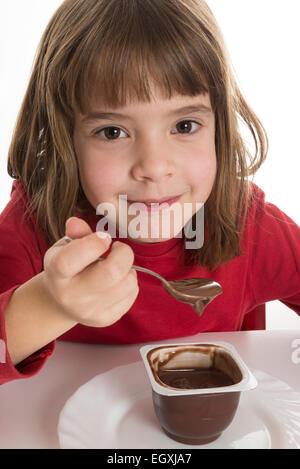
[163,278,222,315]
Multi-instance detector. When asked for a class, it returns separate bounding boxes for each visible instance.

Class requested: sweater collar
[86,212,182,257]
[117,233,182,257]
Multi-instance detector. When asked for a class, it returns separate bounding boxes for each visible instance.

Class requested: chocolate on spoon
[163,277,222,315]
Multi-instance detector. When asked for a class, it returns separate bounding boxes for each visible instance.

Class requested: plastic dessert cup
[140,341,257,445]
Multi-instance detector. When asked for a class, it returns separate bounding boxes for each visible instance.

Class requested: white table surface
[0,329,299,449]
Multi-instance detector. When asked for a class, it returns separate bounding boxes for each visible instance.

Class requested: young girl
[0,0,299,386]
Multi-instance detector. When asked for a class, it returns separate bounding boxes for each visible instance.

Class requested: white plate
[57,362,300,449]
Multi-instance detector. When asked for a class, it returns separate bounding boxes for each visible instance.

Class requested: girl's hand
[42,217,139,327]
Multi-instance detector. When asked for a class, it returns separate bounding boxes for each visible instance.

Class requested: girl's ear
[65,217,93,239]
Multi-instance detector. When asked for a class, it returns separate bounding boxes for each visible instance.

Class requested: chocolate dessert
[141,343,257,445]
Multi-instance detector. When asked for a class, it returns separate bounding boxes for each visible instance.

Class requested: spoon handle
[98,256,167,284]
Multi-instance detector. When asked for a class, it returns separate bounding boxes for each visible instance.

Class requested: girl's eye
[95,127,127,141]
[172,120,201,135]
[94,120,201,142]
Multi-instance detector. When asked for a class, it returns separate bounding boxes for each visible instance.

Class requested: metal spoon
[128,265,222,316]
[64,237,222,316]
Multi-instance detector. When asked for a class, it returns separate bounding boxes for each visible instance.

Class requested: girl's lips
[127,195,182,212]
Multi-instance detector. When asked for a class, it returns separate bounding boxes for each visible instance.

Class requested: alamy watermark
[291,338,300,365]
[95,195,204,249]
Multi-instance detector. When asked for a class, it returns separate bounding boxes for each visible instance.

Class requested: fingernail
[111,241,121,249]
[66,217,77,227]
[96,231,112,246]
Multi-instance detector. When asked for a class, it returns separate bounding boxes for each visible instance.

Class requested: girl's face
[73,88,216,243]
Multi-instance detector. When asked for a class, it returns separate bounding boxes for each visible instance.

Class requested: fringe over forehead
[42,0,227,116]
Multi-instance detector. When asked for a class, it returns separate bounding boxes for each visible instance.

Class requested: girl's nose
[130,141,176,182]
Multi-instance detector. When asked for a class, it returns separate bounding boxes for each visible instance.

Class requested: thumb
[65,216,93,239]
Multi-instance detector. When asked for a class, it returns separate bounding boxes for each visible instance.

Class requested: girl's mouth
[127,195,182,212]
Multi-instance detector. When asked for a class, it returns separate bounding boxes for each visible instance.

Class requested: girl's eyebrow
[81,104,212,124]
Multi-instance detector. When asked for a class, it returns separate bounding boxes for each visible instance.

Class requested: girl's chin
[127,235,173,244]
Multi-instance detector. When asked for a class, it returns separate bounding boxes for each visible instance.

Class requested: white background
[0,0,299,330]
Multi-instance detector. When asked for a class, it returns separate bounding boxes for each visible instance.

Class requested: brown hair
[7,0,268,270]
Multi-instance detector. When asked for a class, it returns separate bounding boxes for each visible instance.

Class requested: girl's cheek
[183,148,216,202]
[186,148,217,182]
[79,156,123,201]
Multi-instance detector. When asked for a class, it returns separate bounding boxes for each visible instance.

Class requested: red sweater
[0,180,299,385]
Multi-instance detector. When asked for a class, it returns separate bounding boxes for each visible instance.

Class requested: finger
[84,282,140,327]
[91,241,135,289]
[74,257,138,297]
[46,232,112,279]
[65,217,93,239]
[75,241,135,291]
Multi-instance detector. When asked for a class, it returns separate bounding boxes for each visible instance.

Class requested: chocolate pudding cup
[140,342,257,445]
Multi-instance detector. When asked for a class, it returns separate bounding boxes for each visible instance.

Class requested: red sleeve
[249,185,300,315]
[0,180,55,386]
